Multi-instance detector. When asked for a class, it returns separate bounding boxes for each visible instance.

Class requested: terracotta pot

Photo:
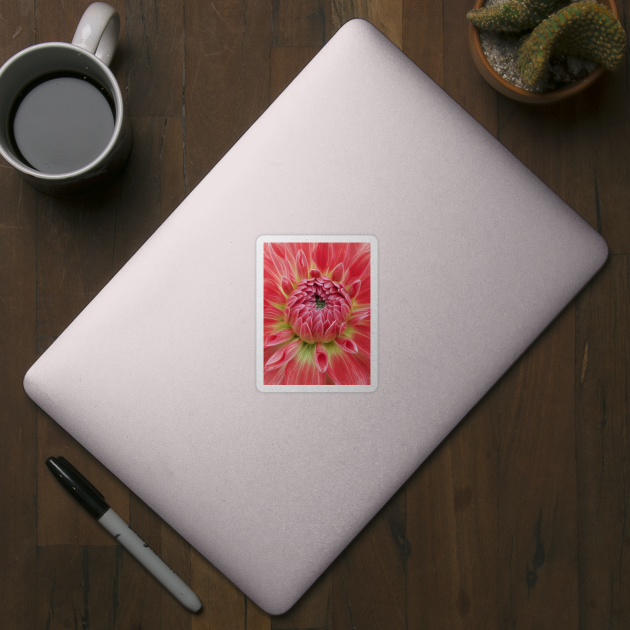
[468,0,619,103]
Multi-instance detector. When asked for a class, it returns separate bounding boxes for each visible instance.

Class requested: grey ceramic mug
[0,2,131,197]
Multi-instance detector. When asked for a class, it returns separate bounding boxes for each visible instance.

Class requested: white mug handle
[71,2,120,67]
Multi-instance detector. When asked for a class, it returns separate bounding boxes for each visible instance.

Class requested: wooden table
[1,1,628,628]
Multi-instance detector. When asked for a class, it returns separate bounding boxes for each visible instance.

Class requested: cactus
[467,0,568,33]
[516,1,627,85]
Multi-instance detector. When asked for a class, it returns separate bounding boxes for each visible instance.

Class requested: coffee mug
[0,2,132,197]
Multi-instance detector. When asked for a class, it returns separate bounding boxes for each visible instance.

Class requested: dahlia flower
[262,241,372,386]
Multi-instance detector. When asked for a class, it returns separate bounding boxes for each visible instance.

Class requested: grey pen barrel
[98,508,202,612]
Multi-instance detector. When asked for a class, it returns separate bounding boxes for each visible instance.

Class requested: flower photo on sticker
[262,241,372,386]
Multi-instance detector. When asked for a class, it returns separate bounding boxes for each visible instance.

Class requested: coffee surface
[12,74,115,174]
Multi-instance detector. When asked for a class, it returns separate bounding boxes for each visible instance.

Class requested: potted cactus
[467,0,627,103]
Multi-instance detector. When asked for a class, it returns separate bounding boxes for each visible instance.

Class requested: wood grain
[270,47,322,103]
[0,5,39,629]
[443,0,497,131]
[332,0,403,48]
[497,304,579,629]
[271,0,331,46]
[190,549,247,630]
[184,0,271,191]
[36,545,118,630]
[576,256,630,629]
[403,0,444,88]
[126,0,184,117]
[331,486,408,630]
[407,393,499,629]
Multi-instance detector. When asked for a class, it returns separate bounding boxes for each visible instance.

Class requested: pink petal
[282,276,293,296]
[301,321,314,344]
[264,364,287,385]
[349,309,370,326]
[322,321,337,343]
[264,279,286,305]
[340,302,350,320]
[284,354,326,385]
[264,306,283,320]
[327,349,369,385]
[310,268,321,278]
[348,249,370,280]
[335,337,358,354]
[352,327,371,357]
[331,262,344,282]
[348,279,361,298]
[315,343,328,373]
[284,306,291,324]
[313,319,325,341]
[264,329,295,347]
[271,243,285,258]
[313,242,331,271]
[297,249,308,279]
[338,322,347,336]
[265,339,301,371]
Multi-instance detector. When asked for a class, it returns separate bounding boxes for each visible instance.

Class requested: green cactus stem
[467,0,568,33]
[517,1,627,86]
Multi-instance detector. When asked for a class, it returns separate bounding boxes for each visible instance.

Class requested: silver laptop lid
[24,19,607,614]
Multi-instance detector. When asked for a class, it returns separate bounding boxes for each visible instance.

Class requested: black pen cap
[46,456,110,519]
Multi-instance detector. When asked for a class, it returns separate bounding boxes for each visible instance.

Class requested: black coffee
[10,73,115,174]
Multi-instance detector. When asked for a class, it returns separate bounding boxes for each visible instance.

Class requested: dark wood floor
[1,0,629,628]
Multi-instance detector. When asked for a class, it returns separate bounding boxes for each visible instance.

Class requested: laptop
[23,19,608,614]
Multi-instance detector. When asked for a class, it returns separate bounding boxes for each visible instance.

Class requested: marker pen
[46,456,202,613]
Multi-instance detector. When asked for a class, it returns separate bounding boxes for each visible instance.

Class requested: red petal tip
[315,343,329,373]
[336,337,357,353]
[281,276,293,296]
[331,262,344,282]
[297,249,308,279]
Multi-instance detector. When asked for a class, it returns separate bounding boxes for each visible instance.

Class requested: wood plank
[402,0,444,88]
[270,47,321,103]
[583,71,630,254]
[331,0,402,48]
[184,0,272,192]
[576,256,630,629]
[247,599,272,630]
[271,0,332,46]
[0,5,39,629]
[271,573,332,629]
[0,0,36,55]
[497,305,578,628]
[126,0,183,116]
[330,486,407,630]
[36,545,118,630]
[443,0,497,131]
[112,116,185,270]
[0,131,38,630]
[407,393,499,629]
[190,548,247,630]
[496,97,598,224]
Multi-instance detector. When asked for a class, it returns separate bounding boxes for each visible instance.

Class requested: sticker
[257,236,377,392]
